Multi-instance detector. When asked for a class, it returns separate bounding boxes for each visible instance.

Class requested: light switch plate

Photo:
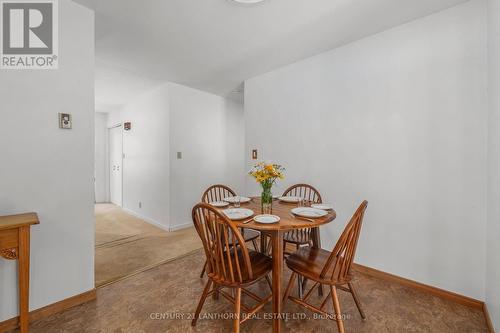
[59,113,72,129]
[252,149,258,159]
[177,152,182,159]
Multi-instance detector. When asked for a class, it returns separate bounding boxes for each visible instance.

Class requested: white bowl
[254,214,280,224]
[278,196,301,203]
[291,207,328,218]
[224,196,251,204]
[210,201,229,207]
[223,208,254,220]
[311,204,334,211]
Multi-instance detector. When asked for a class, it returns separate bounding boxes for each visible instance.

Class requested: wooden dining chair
[281,184,323,253]
[191,203,273,333]
[202,184,238,204]
[199,185,261,278]
[282,201,368,333]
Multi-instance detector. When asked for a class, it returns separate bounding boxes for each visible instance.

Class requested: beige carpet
[95,203,202,287]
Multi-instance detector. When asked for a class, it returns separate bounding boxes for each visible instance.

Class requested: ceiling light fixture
[231,0,266,4]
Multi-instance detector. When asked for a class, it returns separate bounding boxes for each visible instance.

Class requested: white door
[109,125,123,206]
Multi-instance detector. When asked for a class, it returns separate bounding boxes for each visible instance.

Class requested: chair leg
[265,274,272,291]
[260,234,267,254]
[302,277,308,292]
[318,285,324,297]
[282,272,297,305]
[348,282,366,319]
[251,239,259,251]
[192,279,213,326]
[297,275,303,298]
[213,283,219,300]
[234,288,241,333]
[330,286,345,333]
[199,261,207,278]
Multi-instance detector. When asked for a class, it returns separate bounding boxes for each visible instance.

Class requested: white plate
[291,207,328,218]
[278,196,301,203]
[224,196,252,204]
[254,214,280,224]
[223,208,254,220]
[311,204,334,211]
[209,201,229,208]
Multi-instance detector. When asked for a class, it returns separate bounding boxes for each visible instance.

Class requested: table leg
[18,226,30,333]
[311,227,321,249]
[271,231,283,333]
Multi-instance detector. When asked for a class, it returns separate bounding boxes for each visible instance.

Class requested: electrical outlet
[139,202,142,208]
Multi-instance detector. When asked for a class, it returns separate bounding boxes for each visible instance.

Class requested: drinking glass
[234,196,241,208]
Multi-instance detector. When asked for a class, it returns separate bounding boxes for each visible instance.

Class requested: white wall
[107,84,170,229]
[245,0,487,300]
[106,82,245,231]
[168,83,245,230]
[95,112,108,203]
[0,0,94,320]
[487,0,500,329]
[224,99,246,192]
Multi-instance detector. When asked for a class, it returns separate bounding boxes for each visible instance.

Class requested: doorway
[108,124,123,206]
[94,117,202,288]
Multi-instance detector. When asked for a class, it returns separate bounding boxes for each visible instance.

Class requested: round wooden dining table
[218,197,336,333]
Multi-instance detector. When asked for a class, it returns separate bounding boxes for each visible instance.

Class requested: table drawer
[0,229,18,249]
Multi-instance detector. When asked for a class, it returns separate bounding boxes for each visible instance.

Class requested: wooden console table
[0,213,39,333]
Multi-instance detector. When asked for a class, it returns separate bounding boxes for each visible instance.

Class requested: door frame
[108,123,123,207]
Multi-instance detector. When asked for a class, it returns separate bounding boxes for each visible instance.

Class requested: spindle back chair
[283,183,322,204]
[283,201,369,333]
[191,203,272,332]
[193,203,253,285]
[282,184,323,250]
[199,185,260,278]
[202,184,236,204]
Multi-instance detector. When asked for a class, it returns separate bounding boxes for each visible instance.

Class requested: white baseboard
[120,208,193,233]
[169,222,193,232]
[121,208,170,232]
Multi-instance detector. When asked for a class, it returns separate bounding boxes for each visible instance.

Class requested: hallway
[95,204,201,287]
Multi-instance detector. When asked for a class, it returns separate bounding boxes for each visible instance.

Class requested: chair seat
[223,229,259,246]
[209,249,272,286]
[286,247,352,285]
[283,229,312,245]
[240,228,260,242]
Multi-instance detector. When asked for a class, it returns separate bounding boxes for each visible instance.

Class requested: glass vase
[261,187,273,214]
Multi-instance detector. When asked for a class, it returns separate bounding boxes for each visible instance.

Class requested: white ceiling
[94,58,162,112]
[74,0,468,111]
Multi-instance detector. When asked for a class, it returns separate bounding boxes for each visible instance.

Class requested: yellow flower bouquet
[249,162,285,213]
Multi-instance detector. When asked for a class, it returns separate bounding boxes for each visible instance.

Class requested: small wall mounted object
[58,113,72,129]
[252,149,258,159]
[124,122,132,131]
